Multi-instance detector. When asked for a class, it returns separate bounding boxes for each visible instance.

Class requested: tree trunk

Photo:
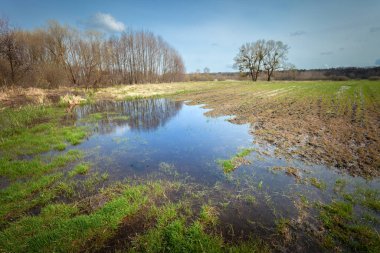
[250,70,255,81]
[254,70,259,81]
[267,69,274,81]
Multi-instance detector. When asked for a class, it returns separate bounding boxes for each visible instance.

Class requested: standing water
[67,98,379,252]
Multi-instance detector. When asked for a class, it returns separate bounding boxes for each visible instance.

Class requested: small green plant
[69,163,90,177]
[101,172,109,181]
[55,181,75,197]
[243,195,256,204]
[310,177,326,190]
[218,148,253,173]
[53,143,67,151]
[200,204,219,227]
[334,178,347,192]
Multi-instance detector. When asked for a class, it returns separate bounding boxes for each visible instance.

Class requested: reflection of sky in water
[71,98,379,251]
[74,99,253,184]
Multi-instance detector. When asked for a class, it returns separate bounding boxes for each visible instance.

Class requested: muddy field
[174,81,380,178]
[0,80,379,252]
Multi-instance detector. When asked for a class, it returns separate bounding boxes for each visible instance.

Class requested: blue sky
[1,0,380,72]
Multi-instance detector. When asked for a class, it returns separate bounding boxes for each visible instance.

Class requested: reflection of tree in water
[74,98,183,134]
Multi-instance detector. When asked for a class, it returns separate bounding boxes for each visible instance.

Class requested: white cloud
[85,13,125,33]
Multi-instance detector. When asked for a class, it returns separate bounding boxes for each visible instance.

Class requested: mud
[175,83,380,177]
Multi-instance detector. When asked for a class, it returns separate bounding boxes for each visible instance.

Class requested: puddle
[68,98,379,251]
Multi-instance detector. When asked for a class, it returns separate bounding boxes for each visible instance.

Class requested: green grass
[0,104,88,157]
[130,203,269,253]
[319,200,380,252]
[53,142,67,151]
[220,159,235,173]
[55,181,75,198]
[356,188,380,211]
[0,104,89,227]
[334,178,347,192]
[0,105,65,138]
[219,148,254,173]
[318,183,380,252]
[235,148,254,158]
[200,204,219,227]
[80,112,130,123]
[0,173,64,225]
[0,183,154,252]
[0,123,87,157]
[0,149,83,180]
[68,163,91,177]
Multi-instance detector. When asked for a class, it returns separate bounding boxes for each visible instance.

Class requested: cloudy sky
[1,0,380,72]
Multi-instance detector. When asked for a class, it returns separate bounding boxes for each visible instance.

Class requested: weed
[356,188,380,211]
[69,163,90,177]
[334,178,347,192]
[101,172,109,181]
[219,148,253,173]
[309,177,326,190]
[200,205,219,227]
[55,181,75,198]
[53,142,67,151]
[243,194,256,204]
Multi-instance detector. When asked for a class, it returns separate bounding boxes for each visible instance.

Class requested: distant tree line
[234,40,290,81]
[188,67,380,82]
[0,18,185,88]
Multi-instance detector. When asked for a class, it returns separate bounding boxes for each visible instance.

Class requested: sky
[1,0,380,73]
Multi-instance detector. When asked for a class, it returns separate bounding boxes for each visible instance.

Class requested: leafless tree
[0,18,31,85]
[263,40,289,81]
[234,40,290,82]
[0,18,185,88]
[233,40,267,81]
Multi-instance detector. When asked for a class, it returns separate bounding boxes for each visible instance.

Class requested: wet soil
[174,85,380,177]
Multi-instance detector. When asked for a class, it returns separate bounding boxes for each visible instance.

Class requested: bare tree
[0,18,185,88]
[0,18,30,85]
[263,40,289,81]
[233,40,267,81]
[234,39,290,82]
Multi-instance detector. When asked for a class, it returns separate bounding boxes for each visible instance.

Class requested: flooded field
[1,81,379,252]
[70,98,380,251]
